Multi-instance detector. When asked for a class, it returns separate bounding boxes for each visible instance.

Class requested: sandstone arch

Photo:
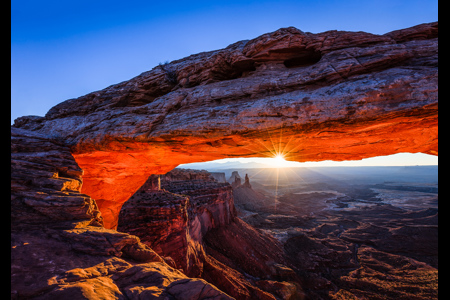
[14,22,438,229]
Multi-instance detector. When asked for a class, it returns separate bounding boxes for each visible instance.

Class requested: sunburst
[234,126,308,213]
[273,153,285,163]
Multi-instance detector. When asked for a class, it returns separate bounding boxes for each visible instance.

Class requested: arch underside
[13,22,438,229]
[74,109,437,229]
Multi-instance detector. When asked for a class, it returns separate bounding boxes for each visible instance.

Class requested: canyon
[228,167,438,299]
[117,169,298,299]
[11,21,437,299]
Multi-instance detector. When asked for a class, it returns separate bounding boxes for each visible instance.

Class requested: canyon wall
[11,128,234,299]
[117,169,236,276]
[117,169,299,299]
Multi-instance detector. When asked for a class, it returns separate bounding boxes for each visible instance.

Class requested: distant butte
[14,22,437,228]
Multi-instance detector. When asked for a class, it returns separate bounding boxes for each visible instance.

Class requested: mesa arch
[14,22,438,229]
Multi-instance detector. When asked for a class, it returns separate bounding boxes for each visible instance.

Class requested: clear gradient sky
[11,0,438,166]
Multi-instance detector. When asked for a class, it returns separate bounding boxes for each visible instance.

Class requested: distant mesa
[209,172,227,183]
[228,171,253,189]
[228,170,240,188]
[228,171,242,183]
[118,168,235,276]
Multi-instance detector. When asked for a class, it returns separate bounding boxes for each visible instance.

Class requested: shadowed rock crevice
[283,50,322,68]
[117,169,299,299]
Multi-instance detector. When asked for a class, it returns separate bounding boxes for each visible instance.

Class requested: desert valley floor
[217,165,438,299]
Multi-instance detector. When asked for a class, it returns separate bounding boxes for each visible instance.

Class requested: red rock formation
[13,22,438,229]
[11,22,438,298]
[117,169,303,299]
[11,127,103,229]
[11,129,233,299]
[118,169,236,276]
[202,217,301,299]
[233,174,273,212]
[228,171,242,184]
[210,172,227,183]
[333,245,437,299]
[117,190,190,270]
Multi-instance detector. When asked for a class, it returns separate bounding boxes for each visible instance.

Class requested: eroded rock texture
[117,169,235,271]
[14,22,438,229]
[11,129,233,300]
[11,127,103,229]
[118,169,299,299]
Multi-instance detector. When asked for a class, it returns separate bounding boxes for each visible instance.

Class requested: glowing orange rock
[14,22,438,229]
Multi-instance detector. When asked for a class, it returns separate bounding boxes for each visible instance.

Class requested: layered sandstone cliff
[118,169,235,275]
[11,127,102,229]
[117,169,298,299]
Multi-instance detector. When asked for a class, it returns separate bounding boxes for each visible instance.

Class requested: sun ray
[281,134,295,159]
[264,125,279,158]
[274,167,279,213]
[277,128,283,157]
[280,139,305,160]
[247,167,268,180]
[255,138,278,157]
[240,136,277,158]
[283,166,306,183]
[212,125,306,170]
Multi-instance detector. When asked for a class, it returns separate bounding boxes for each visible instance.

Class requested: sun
[266,153,291,168]
[273,154,286,163]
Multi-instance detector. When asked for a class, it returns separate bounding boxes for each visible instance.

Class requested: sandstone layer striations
[13,22,438,229]
[118,169,235,276]
[11,129,233,299]
[11,127,102,229]
[117,169,298,299]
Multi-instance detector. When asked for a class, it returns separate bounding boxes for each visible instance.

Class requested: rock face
[117,169,300,299]
[118,169,235,276]
[210,172,227,183]
[13,22,438,229]
[232,173,273,213]
[11,127,103,229]
[160,172,236,243]
[231,166,438,299]
[228,171,242,184]
[201,218,300,300]
[11,129,233,300]
[243,174,252,188]
[118,190,191,271]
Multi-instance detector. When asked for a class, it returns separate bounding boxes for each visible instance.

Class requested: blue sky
[11,0,438,166]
